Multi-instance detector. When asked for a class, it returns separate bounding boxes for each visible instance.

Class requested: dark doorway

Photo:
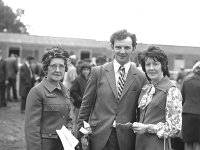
[80,51,90,60]
[9,47,20,57]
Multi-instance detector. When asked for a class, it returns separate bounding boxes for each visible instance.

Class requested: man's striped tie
[117,66,125,100]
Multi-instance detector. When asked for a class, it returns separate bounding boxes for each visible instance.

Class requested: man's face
[113,37,133,65]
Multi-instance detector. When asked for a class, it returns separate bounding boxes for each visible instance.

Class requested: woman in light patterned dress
[132,46,182,150]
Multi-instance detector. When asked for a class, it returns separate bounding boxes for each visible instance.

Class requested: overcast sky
[3,0,200,47]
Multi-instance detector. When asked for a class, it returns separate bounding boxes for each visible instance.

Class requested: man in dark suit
[5,53,18,102]
[0,49,8,107]
[78,30,146,150]
[19,56,35,113]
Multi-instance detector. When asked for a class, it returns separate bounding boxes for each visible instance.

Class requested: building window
[80,50,91,60]
[9,47,20,57]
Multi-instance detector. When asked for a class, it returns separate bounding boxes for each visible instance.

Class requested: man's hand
[117,122,133,129]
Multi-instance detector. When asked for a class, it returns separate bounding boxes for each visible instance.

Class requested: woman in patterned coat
[132,46,182,150]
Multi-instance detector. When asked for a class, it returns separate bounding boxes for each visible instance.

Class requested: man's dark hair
[96,55,107,65]
[110,29,137,49]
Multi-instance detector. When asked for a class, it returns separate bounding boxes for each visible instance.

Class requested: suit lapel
[105,62,118,100]
[120,64,137,100]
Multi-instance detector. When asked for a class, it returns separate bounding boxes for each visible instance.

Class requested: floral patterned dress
[135,76,182,150]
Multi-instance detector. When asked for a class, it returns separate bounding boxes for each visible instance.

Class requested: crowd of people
[0,29,200,150]
[0,49,107,113]
[0,51,44,112]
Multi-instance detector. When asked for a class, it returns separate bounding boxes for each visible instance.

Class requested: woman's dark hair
[41,47,69,74]
[110,29,137,49]
[140,45,170,81]
[81,62,91,71]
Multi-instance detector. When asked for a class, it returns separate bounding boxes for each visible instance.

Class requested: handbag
[171,137,184,150]
[164,136,184,150]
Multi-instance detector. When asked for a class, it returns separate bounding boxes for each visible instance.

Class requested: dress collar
[138,76,172,109]
[154,76,172,92]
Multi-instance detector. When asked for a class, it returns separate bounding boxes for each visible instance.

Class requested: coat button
[62,116,65,119]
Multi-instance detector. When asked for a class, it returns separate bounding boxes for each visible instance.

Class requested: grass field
[0,102,26,150]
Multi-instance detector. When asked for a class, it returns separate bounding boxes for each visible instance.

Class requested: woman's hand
[132,122,149,134]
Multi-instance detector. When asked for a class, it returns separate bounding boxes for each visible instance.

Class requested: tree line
[0,0,28,34]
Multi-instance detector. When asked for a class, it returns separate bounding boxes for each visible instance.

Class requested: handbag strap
[164,137,172,150]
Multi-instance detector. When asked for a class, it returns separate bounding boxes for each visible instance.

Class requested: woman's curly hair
[41,47,69,74]
[140,45,170,81]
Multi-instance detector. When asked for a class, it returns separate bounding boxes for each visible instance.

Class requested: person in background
[77,59,91,75]
[19,56,35,113]
[0,49,8,107]
[176,66,186,89]
[76,60,83,75]
[63,55,77,90]
[90,57,97,67]
[136,52,143,72]
[181,61,200,150]
[25,47,72,150]
[70,62,91,144]
[32,61,45,83]
[95,55,107,66]
[5,53,18,102]
[77,29,146,150]
[133,46,182,150]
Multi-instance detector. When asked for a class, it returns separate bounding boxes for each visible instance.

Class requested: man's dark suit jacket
[19,63,35,97]
[6,57,18,79]
[78,61,146,150]
[0,58,7,83]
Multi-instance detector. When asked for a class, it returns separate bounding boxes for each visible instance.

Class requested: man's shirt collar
[113,59,130,74]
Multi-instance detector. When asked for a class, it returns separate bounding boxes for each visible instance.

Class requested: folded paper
[79,121,91,135]
[56,125,79,150]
